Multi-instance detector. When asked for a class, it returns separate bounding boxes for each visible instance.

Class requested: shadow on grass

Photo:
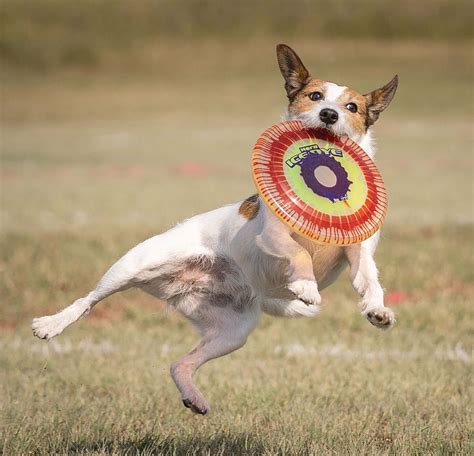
[67,432,268,455]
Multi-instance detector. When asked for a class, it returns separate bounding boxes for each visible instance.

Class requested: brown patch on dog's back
[239,194,260,220]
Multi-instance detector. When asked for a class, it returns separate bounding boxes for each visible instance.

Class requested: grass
[1,237,472,454]
[1,37,473,454]
[1,290,472,454]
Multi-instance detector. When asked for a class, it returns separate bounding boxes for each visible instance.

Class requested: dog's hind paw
[182,395,210,415]
[365,308,395,330]
[32,315,65,340]
[288,280,321,307]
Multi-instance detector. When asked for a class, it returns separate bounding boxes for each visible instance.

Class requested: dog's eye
[308,91,323,101]
[346,102,358,113]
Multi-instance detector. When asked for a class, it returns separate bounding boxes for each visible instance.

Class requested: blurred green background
[1,1,473,454]
[1,0,473,70]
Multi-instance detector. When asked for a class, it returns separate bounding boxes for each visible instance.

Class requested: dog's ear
[276,44,311,101]
[364,75,399,127]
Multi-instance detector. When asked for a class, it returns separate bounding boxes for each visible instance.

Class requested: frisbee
[252,121,387,245]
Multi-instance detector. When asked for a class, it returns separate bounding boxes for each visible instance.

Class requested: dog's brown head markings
[276,44,398,137]
[276,43,311,102]
[363,75,399,128]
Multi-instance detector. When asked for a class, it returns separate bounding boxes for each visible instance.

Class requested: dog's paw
[365,308,395,330]
[31,315,64,340]
[182,395,210,415]
[288,280,321,306]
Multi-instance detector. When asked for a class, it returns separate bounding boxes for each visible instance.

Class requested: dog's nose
[319,108,339,125]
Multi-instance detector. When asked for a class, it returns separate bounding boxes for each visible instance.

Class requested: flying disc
[252,120,387,245]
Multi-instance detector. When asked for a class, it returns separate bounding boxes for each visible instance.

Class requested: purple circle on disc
[299,153,352,202]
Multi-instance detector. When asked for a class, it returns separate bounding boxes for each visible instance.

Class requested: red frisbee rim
[251,120,387,245]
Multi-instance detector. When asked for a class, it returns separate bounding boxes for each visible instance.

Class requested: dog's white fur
[32,45,397,415]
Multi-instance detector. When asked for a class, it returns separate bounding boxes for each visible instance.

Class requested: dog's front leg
[256,209,320,306]
[344,232,395,329]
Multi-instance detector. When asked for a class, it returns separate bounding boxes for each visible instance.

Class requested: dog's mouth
[301,118,350,138]
[287,111,354,139]
[320,122,335,131]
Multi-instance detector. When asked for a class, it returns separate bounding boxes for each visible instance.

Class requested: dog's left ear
[364,75,399,127]
[276,44,311,101]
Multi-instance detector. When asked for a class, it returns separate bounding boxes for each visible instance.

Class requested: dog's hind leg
[31,224,195,340]
[31,234,172,340]
[31,264,134,340]
[170,300,260,415]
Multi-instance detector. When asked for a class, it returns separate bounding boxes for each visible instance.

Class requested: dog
[32,44,398,415]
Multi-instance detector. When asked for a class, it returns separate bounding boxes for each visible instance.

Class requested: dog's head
[277,44,398,141]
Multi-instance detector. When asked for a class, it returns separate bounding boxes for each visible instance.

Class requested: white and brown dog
[32,44,398,415]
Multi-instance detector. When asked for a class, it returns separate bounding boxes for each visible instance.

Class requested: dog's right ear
[276,44,311,101]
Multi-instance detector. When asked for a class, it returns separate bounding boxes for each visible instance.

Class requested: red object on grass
[385,291,408,305]
[176,161,210,177]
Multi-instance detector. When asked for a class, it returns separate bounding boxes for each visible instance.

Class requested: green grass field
[1,35,473,454]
